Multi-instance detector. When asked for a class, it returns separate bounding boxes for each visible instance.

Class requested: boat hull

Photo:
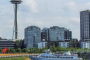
[29,56,82,60]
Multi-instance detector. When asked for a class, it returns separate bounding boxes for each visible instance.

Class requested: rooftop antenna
[10,0,22,40]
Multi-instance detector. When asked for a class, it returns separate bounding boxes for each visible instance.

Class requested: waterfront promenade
[0,53,41,58]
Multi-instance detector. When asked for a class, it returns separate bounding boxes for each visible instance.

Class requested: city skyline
[0,0,90,40]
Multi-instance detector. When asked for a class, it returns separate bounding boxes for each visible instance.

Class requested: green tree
[22,48,28,53]
[78,48,83,51]
[0,48,2,53]
[39,48,43,53]
[74,47,77,53]
[84,52,88,59]
[42,47,45,52]
[82,57,85,60]
[52,45,56,52]
[50,46,53,52]
[9,48,16,53]
[84,52,87,54]
[34,47,40,53]
[16,48,21,53]
[85,48,88,52]
[15,40,20,48]
[77,52,81,57]
[57,46,63,51]
[63,47,68,51]
[29,47,33,53]
[70,40,75,47]
[70,47,74,51]
[65,48,69,51]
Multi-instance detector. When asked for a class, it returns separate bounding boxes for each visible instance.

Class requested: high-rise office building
[24,26,41,50]
[80,10,90,41]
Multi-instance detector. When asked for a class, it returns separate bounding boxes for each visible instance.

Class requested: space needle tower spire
[10,0,22,39]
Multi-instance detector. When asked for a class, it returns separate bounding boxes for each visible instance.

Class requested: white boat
[29,49,82,60]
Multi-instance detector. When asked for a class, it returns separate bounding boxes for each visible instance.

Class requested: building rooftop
[80,10,90,13]
[50,26,65,29]
[85,10,90,12]
[50,26,70,31]
[25,26,41,30]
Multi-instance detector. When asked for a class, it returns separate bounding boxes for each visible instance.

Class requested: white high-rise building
[80,10,90,41]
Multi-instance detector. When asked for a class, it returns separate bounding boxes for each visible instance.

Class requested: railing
[55,54,78,56]
[0,54,42,58]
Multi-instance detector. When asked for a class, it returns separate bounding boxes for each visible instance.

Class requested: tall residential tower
[80,10,90,41]
[49,26,65,41]
[24,26,41,50]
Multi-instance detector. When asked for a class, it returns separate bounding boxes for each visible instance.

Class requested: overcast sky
[0,0,90,40]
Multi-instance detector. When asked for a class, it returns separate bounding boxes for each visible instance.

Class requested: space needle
[10,0,22,39]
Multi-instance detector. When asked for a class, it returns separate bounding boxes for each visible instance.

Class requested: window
[49,56,51,58]
[68,57,70,58]
[46,56,48,58]
[60,57,62,58]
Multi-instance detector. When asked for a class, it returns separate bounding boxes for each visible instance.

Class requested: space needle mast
[10,0,22,39]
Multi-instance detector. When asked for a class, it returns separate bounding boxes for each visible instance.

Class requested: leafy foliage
[1,46,89,54]
[77,52,81,57]
[0,48,2,53]
[22,48,28,53]
[33,47,40,53]
[82,57,85,60]
[15,40,20,48]
[29,47,33,53]
[16,48,21,53]
[9,48,15,53]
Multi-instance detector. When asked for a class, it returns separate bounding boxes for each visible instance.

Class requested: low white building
[81,41,90,49]
[38,42,47,48]
[59,41,69,48]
